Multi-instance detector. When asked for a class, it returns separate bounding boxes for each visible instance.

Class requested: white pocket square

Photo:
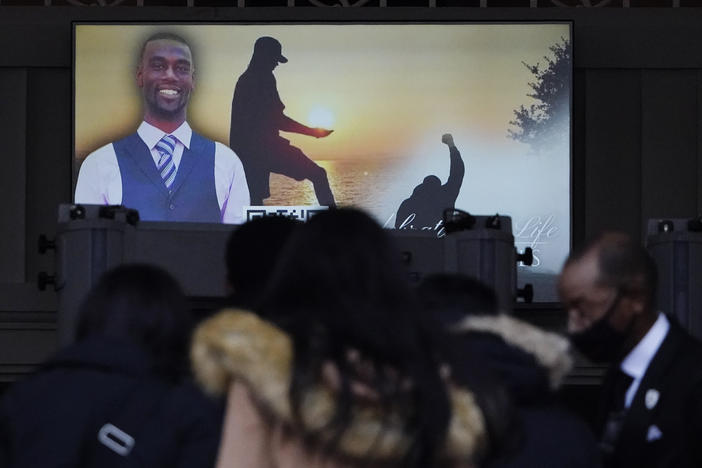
[645,389,660,410]
[646,425,663,442]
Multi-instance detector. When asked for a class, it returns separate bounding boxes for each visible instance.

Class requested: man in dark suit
[558,232,702,468]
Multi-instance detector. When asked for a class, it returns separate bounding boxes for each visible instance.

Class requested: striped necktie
[156,135,177,190]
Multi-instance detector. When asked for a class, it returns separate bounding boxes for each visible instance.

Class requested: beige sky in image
[75,23,570,161]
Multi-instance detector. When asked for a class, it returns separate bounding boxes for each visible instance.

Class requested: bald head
[559,232,659,342]
[565,232,657,309]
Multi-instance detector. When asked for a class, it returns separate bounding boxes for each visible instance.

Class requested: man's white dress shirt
[620,313,670,408]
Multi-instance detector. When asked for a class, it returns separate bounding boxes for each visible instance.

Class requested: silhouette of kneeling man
[395,133,465,230]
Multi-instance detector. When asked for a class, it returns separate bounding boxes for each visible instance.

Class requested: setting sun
[308,107,335,129]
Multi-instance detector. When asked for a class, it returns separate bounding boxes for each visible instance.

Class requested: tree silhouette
[508,37,572,154]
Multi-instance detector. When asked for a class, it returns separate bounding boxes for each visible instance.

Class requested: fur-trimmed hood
[451,314,573,391]
[191,309,488,465]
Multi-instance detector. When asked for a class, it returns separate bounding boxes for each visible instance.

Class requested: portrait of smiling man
[75,32,250,224]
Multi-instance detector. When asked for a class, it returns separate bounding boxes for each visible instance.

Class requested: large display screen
[74,23,571,300]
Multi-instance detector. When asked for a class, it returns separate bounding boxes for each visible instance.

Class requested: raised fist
[441,133,454,146]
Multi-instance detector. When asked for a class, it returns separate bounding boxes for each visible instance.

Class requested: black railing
[0,0,692,8]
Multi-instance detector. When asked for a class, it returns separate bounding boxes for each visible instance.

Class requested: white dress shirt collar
[137,120,192,150]
[621,313,670,381]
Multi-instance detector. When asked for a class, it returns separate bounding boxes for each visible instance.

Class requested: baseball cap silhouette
[253,36,288,63]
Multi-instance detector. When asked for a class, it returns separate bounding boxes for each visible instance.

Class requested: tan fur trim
[192,309,486,462]
[191,309,293,418]
[452,314,573,389]
[445,386,488,459]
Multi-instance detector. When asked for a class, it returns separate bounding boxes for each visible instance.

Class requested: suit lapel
[616,324,683,463]
[123,134,170,197]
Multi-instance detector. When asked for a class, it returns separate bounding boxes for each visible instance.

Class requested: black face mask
[570,292,630,364]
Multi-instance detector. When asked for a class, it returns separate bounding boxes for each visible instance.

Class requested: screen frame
[72,18,574,303]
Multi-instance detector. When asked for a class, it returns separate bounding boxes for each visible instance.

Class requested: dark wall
[1,7,702,382]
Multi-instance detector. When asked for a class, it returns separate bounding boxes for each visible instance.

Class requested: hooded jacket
[0,337,222,468]
[191,309,489,468]
[445,314,601,468]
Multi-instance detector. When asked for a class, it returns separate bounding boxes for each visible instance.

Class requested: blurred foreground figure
[225,214,299,310]
[418,273,601,468]
[0,264,221,468]
[559,232,702,468]
[192,208,505,468]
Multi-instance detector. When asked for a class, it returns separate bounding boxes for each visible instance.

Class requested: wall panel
[698,70,702,215]
[641,70,699,230]
[584,69,642,242]
[25,68,73,283]
[571,67,585,248]
[0,69,27,284]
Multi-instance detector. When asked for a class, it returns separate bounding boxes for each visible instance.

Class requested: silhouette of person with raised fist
[395,133,465,230]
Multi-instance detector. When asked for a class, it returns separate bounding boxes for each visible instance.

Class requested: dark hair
[139,32,192,64]
[225,216,299,309]
[567,232,658,308]
[416,273,499,327]
[259,208,451,468]
[76,264,192,379]
[415,273,520,461]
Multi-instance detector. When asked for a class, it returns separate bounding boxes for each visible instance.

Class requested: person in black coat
[0,264,222,468]
[224,214,299,310]
[559,232,702,468]
[417,273,601,468]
